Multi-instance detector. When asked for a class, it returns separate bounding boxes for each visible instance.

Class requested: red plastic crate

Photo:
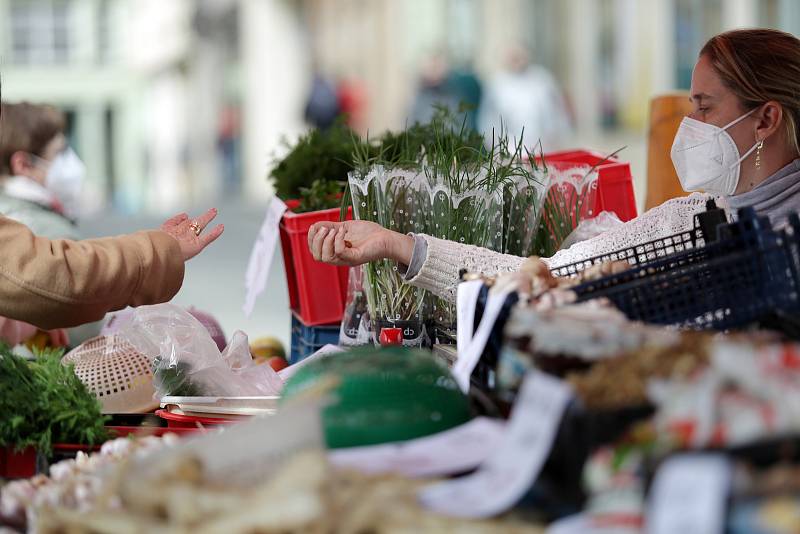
[280,200,352,326]
[155,409,240,428]
[543,149,638,222]
[0,447,37,478]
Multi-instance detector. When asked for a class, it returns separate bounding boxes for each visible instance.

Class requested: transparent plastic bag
[339,265,372,346]
[122,303,283,398]
[560,210,624,250]
[349,167,426,339]
[534,164,601,256]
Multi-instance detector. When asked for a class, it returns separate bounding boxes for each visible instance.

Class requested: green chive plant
[531,148,624,257]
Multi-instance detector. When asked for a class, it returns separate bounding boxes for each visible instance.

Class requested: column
[722,0,758,29]
[778,0,800,34]
[240,0,309,201]
[565,0,600,135]
[75,102,108,215]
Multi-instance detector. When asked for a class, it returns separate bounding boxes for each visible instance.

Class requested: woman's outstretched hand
[308,220,414,267]
[160,208,225,261]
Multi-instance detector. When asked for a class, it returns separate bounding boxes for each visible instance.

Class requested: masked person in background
[0,86,224,332]
[0,103,82,237]
[0,102,98,347]
[309,28,800,303]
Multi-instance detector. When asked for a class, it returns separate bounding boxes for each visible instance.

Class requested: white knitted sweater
[406,194,711,303]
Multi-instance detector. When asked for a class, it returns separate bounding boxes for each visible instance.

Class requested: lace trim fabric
[407,234,525,302]
[547,193,710,268]
[408,194,712,303]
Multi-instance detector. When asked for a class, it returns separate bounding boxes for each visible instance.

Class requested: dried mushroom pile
[28,446,543,534]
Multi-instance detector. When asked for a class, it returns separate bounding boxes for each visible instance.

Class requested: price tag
[456,280,484,354]
[646,453,730,534]
[452,288,514,393]
[243,196,288,317]
[419,370,572,518]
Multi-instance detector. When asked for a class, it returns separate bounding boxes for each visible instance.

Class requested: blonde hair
[701,28,800,156]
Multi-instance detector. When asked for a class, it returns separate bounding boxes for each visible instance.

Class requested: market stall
[3,113,800,534]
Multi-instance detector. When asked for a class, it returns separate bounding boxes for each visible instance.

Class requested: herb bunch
[270,120,367,213]
[347,109,550,333]
[0,347,109,455]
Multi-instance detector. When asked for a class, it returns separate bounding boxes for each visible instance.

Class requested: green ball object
[281,346,471,449]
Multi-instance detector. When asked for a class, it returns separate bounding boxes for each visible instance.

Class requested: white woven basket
[62,335,158,414]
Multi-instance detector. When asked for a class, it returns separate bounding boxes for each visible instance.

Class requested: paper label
[452,288,513,393]
[646,453,730,534]
[330,416,505,478]
[419,370,572,518]
[243,197,288,317]
[456,280,484,355]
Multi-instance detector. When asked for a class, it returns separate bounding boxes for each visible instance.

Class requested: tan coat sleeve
[0,216,185,330]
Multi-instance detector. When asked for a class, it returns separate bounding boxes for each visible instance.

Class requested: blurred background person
[409,51,461,125]
[336,76,368,134]
[478,44,572,150]
[447,60,483,132]
[304,69,342,130]
[0,102,82,237]
[0,101,100,347]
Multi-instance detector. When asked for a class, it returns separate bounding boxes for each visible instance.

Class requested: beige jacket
[0,216,184,330]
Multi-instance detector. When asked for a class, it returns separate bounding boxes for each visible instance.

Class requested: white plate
[160,396,280,416]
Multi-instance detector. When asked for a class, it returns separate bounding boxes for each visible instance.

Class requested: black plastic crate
[571,208,800,330]
[550,199,727,278]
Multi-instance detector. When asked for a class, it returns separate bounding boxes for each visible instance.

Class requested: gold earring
[755,139,764,169]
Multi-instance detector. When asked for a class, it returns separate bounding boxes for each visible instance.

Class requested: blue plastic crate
[290,314,340,364]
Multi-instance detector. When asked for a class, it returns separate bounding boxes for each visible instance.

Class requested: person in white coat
[478,44,572,151]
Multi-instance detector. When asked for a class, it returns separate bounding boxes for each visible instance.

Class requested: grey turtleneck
[727,159,800,224]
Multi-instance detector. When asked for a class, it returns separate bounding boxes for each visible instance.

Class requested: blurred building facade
[0,0,238,214]
[2,0,800,213]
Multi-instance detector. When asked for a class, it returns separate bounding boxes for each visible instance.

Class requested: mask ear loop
[720,106,759,131]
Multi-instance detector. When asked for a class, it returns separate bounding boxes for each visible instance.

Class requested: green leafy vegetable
[0,346,109,455]
[270,120,366,212]
[152,360,204,397]
[297,179,346,214]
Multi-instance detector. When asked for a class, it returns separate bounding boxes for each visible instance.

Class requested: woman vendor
[308,28,800,303]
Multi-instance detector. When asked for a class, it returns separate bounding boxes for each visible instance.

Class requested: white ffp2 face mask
[45,147,86,220]
[670,109,760,196]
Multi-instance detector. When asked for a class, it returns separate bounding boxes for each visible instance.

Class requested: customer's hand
[308,220,413,266]
[160,209,224,261]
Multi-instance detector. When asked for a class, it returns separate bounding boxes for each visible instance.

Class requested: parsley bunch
[270,120,364,213]
[0,347,109,455]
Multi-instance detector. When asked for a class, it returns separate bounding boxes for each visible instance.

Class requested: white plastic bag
[122,303,283,398]
[559,210,624,250]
